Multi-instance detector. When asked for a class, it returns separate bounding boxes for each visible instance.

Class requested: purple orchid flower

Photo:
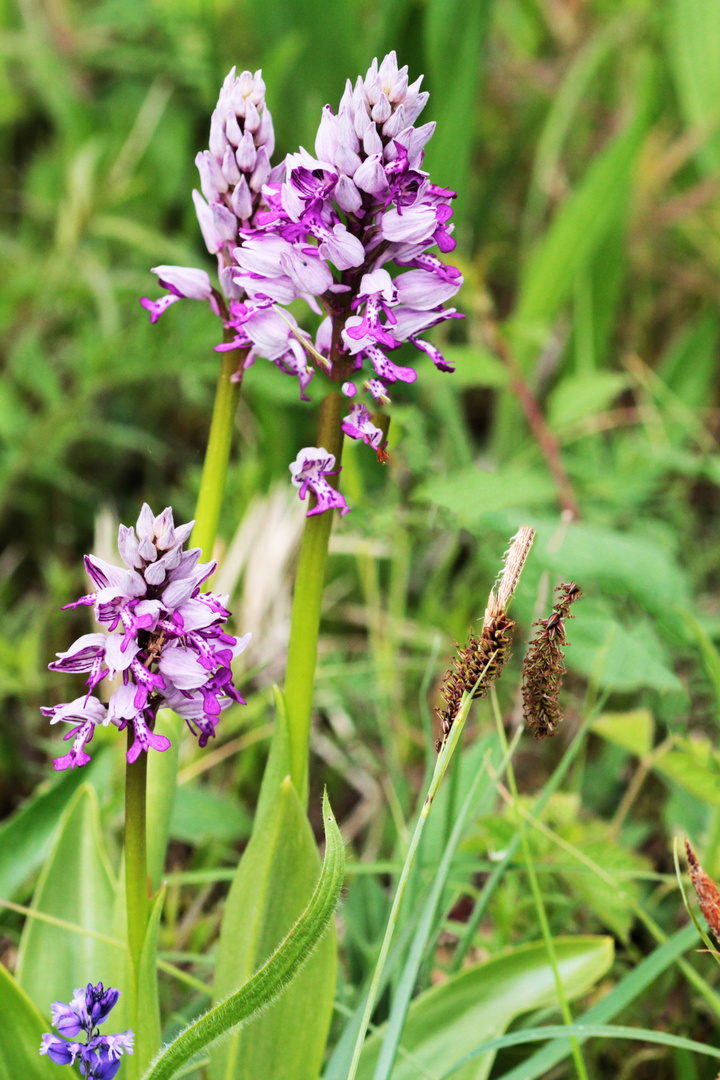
[43,504,250,770]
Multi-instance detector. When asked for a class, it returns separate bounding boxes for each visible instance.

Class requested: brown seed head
[686,839,720,945]
[435,527,534,750]
[522,581,582,738]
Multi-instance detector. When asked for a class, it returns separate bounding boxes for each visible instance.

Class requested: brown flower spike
[435,527,535,750]
[522,581,582,738]
[685,839,720,946]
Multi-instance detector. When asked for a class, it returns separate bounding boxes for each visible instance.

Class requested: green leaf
[422,0,490,221]
[354,937,613,1080]
[532,520,691,620]
[135,887,166,1076]
[416,464,557,525]
[208,776,337,1080]
[170,783,252,847]
[653,736,720,805]
[0,752,111,900]
[487,924,700,1080]
[0,963,57,1079]
[568,603,683,693]
[141,790,344,1080]
[548,372,630,431]
[593,709,654,757]
[146,710,182,891]
[15,783,123,1018]
[512,98,649,368]
[667,0,720,172]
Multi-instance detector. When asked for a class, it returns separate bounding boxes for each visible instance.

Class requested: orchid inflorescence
[40,982,133,1079]
[43,504,249,770]
[141,52,463,517]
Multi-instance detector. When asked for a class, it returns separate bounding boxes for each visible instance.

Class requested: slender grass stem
[284,390,344,802]
[490,690,589,1080]
[345,674,485,1080]
[190,344,246,561]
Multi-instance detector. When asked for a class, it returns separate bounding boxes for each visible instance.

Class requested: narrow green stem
[491,691,589,1080]
[284,390,344,802]
[345,684,476,1080]
[125,734,149,1072]
[190,344,246,560]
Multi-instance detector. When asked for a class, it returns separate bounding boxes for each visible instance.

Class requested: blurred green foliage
[4,0,720,1075]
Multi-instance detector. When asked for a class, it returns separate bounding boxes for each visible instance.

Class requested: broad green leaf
[142,790,344,1080]
[208,776,337,1080]
[568,602,683,694]
[135,887,166,1076]
[147,710,182,891]
[15,783,122,1017]
[532,521,691,620]
[667,0,720,172]
[170,783,252,847]
[0,751,111,900]
[491,924,700,1080]
[0,963,56,1079]
[653,736,720,806]
[416,464,557,524]
[548,372,630,431]
[593,709,654,757]
[354,937,613,1080]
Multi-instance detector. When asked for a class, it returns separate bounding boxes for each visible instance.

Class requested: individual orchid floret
[290,448,350,517]
[44,504,250,770]
[41,983,133,1080]
[342,403,386,450]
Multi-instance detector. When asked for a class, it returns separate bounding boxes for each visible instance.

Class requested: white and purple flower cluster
[142,52,463,517]
[40,982,134,1079]
[43,504,250,771]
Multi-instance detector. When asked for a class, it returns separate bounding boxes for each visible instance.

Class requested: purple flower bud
[353,154,388,196]
[290,448,350,517]
[335,175,363,213]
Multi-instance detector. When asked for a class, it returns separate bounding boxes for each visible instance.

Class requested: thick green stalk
[125,734,150,1073]
[190,344,245,560]
[284,390,344,802]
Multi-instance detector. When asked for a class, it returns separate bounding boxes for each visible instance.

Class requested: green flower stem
[284,390,344,803]
[190,343,246,561]
[490,689,589,1080]
[345,679,480,1080]
[125,732,150,1074]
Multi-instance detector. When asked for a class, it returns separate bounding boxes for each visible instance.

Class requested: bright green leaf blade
[355,937,613,1080]
[494,923,699,1080]
[0,964,57,1079]
[135,887,166,1076]
[439,1022,720,1078]
[0,752,111,900]
[372,741,501,1080]
[146,710,182,891]
[208,775,337,1080]
[15,783,123,1016]
[667,0,720,172]
[141,790,344,1080]
[422,0,490,221]
[593,709,654,757]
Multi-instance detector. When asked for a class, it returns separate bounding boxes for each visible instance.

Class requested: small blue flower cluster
[40,983,133,1079]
